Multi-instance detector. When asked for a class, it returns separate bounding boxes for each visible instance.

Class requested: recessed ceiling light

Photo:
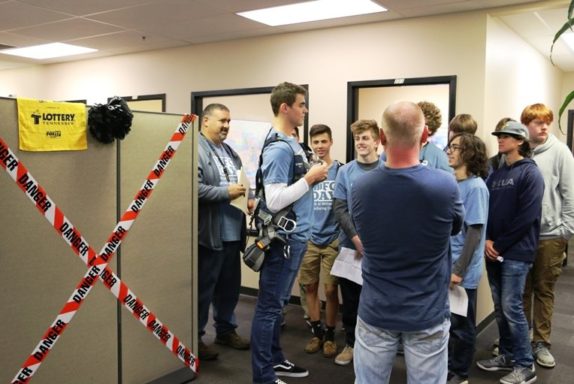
[237,0,387,27]
[0,43,97,60]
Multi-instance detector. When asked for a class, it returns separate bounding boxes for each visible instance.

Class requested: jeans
[354,316,450,384]
[251,240,307,384]
[340,277,362,346]
[198,242,241,338]
[449,288,477,378]
[486,258,533,367]
[523,238,567,345]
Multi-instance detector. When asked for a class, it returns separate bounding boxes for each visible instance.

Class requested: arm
[452,224,483,279]
[558,149,574,239]
[333,198,363,255]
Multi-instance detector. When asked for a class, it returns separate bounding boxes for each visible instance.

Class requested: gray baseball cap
[492,121,529,140]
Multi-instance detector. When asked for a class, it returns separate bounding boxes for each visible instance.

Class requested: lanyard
[202,133,231,182]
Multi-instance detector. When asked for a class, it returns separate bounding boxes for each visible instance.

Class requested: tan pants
[522,238,567,345]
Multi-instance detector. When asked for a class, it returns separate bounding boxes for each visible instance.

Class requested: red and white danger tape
[1,114,199,383]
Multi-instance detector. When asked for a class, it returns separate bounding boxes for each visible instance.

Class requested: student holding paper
[445,133,489,384]
[332,119,381,366]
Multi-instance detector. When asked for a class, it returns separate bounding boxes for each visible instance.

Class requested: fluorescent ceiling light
[237,0,387,27]
[0,43,96,60]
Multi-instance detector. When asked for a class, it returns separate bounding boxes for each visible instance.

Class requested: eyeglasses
[446,144,463,152]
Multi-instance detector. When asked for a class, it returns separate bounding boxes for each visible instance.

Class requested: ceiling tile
[11,18,123,42]
[0,1,71,30]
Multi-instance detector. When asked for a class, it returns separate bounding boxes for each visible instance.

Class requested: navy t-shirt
[352,164,463,332]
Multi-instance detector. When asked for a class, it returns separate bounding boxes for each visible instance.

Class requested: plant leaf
[550,18,574,65]
[557,90,574,135]
[569,0,574,20]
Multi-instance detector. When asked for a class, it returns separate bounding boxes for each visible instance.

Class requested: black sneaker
[273,360,309,377]
[476,354,513,372]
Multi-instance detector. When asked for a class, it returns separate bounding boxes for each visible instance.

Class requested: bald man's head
[381,101,425,147]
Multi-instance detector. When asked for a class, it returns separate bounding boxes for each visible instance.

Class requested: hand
[351,235,364,258]
[450,273,462,289]
[247,199,255,215]
[228,184,246,200]
[484,239,500,262]
[304,162,329,186]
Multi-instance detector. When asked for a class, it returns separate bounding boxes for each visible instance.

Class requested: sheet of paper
[230,168,249,215]
[330,246,363,286]
[449,285,468,317]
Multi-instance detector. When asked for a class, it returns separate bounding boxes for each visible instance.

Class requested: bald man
[351,101,464,384]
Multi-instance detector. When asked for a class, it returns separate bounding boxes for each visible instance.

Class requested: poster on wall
[225,119,272,191]
[17,98,87,151]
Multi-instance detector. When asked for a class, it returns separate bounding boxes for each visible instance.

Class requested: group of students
[197,81,574,384]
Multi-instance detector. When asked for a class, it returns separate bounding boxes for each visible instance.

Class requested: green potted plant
[551,0,574,133]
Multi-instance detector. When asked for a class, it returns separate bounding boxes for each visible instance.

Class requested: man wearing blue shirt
[250,82,328,384]
[445,133,490,384]
[298,124,342,358]
[352,101,464,384]
[331,119,381,367]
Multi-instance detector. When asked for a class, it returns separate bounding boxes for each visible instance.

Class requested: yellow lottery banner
[17,98,87,151]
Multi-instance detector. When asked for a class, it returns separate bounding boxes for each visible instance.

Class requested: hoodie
[531,134,574,241]
[486,158,544,263]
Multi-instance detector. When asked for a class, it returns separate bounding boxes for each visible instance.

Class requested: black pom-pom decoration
[88,96,134,144]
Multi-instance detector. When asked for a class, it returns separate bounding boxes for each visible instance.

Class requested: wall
[0,10,488,165]
[483,15,564,154]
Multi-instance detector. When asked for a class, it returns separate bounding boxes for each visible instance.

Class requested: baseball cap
[492,121,529,140]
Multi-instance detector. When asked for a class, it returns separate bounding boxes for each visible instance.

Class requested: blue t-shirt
[420,142,452,173]
[333,160,378,249]
[380,143,451,173]
[261,129,313,242]
[310,161,341,246]
[352,164,464,332]
[451,176,489,289]
[213,144,243,242]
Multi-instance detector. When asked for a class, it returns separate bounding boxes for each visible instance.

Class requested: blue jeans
[251,240,307,384]
[486,258,534,367]
[354,316,450,384]
[449,288,477,378]
[198,242,241,338]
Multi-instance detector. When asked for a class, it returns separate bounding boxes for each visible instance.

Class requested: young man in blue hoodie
[477,121,544,384]
[521,103,574,368]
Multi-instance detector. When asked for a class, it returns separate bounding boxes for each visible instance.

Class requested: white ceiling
[0,0,572,71]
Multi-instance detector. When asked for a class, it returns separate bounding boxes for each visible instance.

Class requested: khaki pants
[523,238,567,345]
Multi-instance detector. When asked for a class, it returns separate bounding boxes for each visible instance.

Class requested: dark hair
[449,114,477,135]
[448,133,489,179]
[309,124,332,140]
[202,103,229,120]
[270,82,307,116]
[517,140,532,158]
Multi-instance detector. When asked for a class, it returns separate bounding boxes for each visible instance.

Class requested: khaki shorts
[298,239,339,286]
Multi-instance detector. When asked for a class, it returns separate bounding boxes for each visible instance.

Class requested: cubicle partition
[0,97,196,384]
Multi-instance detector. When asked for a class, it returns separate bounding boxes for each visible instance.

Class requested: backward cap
[492,121,529,140]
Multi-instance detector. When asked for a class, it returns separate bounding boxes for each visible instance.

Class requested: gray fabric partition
[0,98,196,384]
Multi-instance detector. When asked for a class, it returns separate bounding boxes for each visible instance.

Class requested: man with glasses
[445,134,489,384]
